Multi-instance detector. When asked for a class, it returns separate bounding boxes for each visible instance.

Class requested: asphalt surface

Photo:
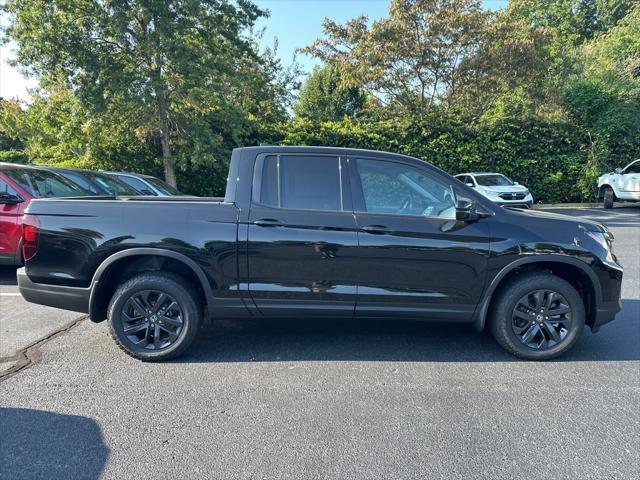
[0,207,638,479]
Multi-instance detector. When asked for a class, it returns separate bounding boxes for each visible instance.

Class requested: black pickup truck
[18,146,623,361]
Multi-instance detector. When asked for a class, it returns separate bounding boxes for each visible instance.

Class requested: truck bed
[24,197,239,288]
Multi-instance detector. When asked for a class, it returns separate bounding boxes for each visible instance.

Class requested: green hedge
[261,117,587,204]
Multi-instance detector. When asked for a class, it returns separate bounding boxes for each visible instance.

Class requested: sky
[0,0,508,102]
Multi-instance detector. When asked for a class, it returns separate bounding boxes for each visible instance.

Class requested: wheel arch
[597,183,616,199]
[473,255,601,332]
[88,248,215,322]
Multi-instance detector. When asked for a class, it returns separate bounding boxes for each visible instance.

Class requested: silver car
[455,172,533,208]
[103,171,183,196]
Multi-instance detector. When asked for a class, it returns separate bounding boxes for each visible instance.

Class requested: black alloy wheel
[120,290,184,350]
[512,289,572,350]
[108,272,202,361]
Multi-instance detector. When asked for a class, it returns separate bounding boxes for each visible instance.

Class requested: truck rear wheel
[489,273,585,360]
[107,272,202,361]
[603,187,615,209]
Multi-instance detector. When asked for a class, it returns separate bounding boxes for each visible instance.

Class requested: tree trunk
[161,130,176,187]
[157,93,177,187]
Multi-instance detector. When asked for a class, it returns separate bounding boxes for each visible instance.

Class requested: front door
[0,176,26,262]
[349,156,491,322]
[246,154,359,317]
[620,160,640,193]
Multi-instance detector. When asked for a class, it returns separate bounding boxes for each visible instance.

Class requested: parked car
[455,173,533,208]
[597,159,640,209]
[45,167,140,196]
[18,147,622,361]
[103,171,183,196]
[0,163,90,266]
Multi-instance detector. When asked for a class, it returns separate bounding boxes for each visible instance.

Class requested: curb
[533,203,638,210]
[533,203,603,210]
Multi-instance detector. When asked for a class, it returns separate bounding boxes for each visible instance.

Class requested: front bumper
[496,200,533,209]
[17,267,91,314]
[592,300,622,332]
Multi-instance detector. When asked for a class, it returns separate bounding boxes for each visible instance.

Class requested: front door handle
[361,225,389,234]
[253,218,283,227]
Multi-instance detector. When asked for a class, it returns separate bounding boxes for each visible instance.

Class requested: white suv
[597,160,640,209]
[455,173,533,208]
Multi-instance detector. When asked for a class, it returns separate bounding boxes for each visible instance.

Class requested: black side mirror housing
[0,192,23,205]
[455,198,478,222]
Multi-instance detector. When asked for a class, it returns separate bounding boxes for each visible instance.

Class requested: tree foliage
[293,65,367,121]
[1,0,639,202]
[303,0,489,115]
[3,0,289,186]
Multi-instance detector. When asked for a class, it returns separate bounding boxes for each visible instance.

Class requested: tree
[293,65,367,121]
[582,3,640,88]
[303,0,489,116]
[451,10,551,120]
[3,0,272,187]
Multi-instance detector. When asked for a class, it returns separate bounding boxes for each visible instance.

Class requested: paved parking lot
[1,207,638,479]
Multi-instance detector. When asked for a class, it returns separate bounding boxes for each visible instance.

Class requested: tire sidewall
[604,188,614,209]
[108,274,200,360]
[494,275,585,360]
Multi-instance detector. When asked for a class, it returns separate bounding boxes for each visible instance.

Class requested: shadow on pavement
[0,267,18,286]
[0,408,110,480]
[178,299,639,364]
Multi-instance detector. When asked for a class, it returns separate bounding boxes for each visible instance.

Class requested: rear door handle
[253,218,283,227]
[361,225,390,234]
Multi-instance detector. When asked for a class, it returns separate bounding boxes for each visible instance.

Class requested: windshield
[86,172,139,195]
[144,176,181,195]
[475,174,514,187]
[3,168,89,198]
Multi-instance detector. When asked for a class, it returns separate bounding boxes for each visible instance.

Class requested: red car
[0,163,89,266]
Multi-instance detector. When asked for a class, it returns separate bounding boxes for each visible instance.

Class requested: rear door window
[117,175,154,193]
[257,155,344,211]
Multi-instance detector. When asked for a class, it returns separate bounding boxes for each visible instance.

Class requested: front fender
[472,254,602,332]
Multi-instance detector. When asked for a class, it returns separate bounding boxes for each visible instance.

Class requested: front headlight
[584,228,614,250]
[480,188,501,197]
[584,228,619,267]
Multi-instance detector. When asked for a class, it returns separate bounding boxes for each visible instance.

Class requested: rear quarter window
[3,169,88,198]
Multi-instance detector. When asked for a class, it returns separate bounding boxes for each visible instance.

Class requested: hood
[507,208,606,233]
[477,184,528,193]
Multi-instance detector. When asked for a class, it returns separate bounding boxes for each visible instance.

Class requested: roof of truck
[233,145,418,159]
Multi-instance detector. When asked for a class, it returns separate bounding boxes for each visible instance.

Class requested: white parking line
[0,293,21,296]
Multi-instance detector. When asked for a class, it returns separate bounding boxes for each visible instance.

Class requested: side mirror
[0,192,23,205]
[465,182,474,187]
[514,181,520,185]
[455,198,478,222]
[615,168,623,174]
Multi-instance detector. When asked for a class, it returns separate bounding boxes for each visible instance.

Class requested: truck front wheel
[107,272,202,361]
[489,273,585,360]
[603,187,615,209]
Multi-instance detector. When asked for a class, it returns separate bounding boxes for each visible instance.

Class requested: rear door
[349,156,491,321]
[246,153,359,316]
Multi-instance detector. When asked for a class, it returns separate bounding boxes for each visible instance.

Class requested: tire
[489,272,585,360]
[603,187,615,209]
[107,272,202,361]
